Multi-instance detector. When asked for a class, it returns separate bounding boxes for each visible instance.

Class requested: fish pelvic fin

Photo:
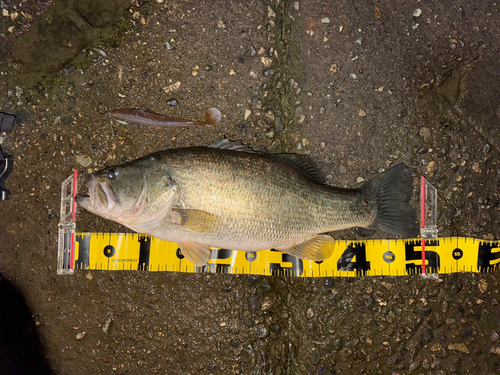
[179,242,211,266]
[280,234,335,261]
[172,208,223,234]
[361,163,418,237]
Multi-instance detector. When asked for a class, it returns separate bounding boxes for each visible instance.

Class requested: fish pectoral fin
[179,242,211,266]
[280,234,335,261]
[171,208,222,234]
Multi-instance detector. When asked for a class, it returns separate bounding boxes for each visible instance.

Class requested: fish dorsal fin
[171,208,223,234]
[208,138,256,153]
[279,234,335,261]
[208,138,325,183]
[179,242,211,266]
[272,154,326,184]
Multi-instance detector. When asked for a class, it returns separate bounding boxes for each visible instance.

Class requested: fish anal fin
[179,242,211,266]
[172,208,222,234]
[280,234,335,261]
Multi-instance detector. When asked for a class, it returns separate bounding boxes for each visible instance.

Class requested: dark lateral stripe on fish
[110,108,221,126]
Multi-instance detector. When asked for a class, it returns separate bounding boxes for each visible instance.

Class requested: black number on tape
[337,243,371,276]
[270,252,303,277]
[138,236,151,271]
[103,245,115,258]
[75,234,91,269]
[245,251,257,262]
[176,248,184,260]
[383,251,396,263]
[198,249,234,274]
[452,248,463,260]
[405,240,440,274]
[477,241,500,272]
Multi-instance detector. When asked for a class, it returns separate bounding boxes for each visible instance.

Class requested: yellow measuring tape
[65,233,498,277]
[56,172,500,276]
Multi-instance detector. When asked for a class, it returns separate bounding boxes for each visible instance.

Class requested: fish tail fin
[361,163,419,237]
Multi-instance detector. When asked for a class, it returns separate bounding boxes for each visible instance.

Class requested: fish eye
[108,169,116,179]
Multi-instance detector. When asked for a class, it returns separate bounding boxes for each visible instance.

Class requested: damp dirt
[0,0,499,373]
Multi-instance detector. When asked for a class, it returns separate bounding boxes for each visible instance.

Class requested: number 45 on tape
[57,171,500,277]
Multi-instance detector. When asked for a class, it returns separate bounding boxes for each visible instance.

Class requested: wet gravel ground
[0,0,499,373]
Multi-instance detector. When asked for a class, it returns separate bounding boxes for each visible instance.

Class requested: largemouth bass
[76,140,418,266]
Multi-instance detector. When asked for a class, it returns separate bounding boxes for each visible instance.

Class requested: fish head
[75,158,178,230]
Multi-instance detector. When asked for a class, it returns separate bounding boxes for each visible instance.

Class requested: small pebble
[261,296,274,310]
[323,277,334,288]
[61,117,72,126]
[448,342,469,354]
[166,98,178,106]
[255,325,269,338]
[333,338,342,350]
[14,110,29,126]
[75,155,93,168]
[102,318,112,333]
[426,161,437,176]
[76,332,86,340]
[263,68,274,78]
[166,42,175,50]
[243,316,253,327]
[217,19,226,29]
[310,351,320,365]
[419,126,432,141]
[248,294,262,311]
[272,323,282,336]
[408,358,422,372]
[483,143,490,155]
[244,109,251,120]
[419,306,432,316]
[478,279,487,293]
[356,177,365,184]
[62,64,75,76]
[491,347,500,355]
[321,17,330,24]
[413,8,422,17]
[350,73,357,79]
[306,308,315,319]
[381,281,392,290]
[261,281,271,291]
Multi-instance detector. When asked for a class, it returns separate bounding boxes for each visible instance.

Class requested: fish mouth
[75,175,117,213]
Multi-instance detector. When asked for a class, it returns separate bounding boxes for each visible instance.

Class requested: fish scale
[159,148,367,247]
